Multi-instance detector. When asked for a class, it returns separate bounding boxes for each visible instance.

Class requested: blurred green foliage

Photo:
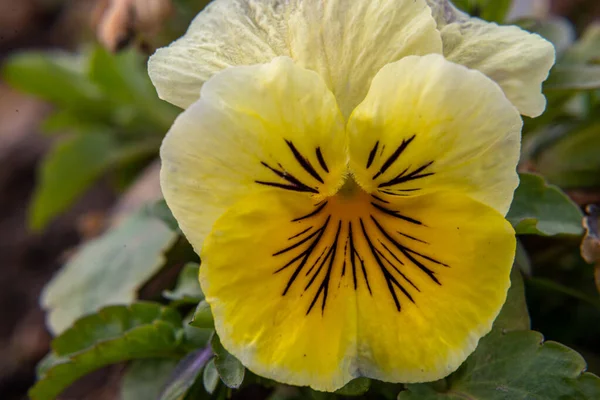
[40,204,180,334]
[2,46,178,230]
[452,0,513,23]
[507,173,583,236]
[521,21,600,189]
[30,303,185,400]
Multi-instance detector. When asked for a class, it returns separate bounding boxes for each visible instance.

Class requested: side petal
[160,57,346,251]
[427,0,555,117]
[348,54,522,215]
[148,0,290,109]
[149,0,442,115]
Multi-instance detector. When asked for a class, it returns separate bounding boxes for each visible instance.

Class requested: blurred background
[0,0,599,399]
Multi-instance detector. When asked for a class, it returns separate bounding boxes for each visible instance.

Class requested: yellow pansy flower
[151,0,555,392]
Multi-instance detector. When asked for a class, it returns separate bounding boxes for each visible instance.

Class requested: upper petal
[426,0,555,118]
[148,0,442,116]
[348,54,522,215]
[289,0,442,117]
[148,0,290,109]
[160,57,346,250]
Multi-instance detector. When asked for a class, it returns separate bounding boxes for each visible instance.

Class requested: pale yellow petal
[149,0,442,116]
[160,57,346,250]
[426,0,555,117]
[148,0,290,109]
[289,0,442,117]
[348,54,522,215]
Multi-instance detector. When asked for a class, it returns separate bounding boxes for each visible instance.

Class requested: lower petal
[355,192,515,382]
[200,190,358,391]
[201,186,515,389]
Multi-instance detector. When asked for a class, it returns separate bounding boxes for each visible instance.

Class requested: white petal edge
[148,0,289,109]
[148,0,442,116]
[426,0,555,118]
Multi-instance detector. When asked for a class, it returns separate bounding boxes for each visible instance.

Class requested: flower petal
[290,0,442,117]
[426,0,555,117]
[201,188,514,389]
[160,57,346,250]
[348,54,522,215]
[354,192,515,383]
[148,0,289,109]
[148,0,442,116]
[201,190,358,391]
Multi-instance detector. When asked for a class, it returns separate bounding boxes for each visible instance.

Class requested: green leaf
[562,23,600,64]
[396,263,595,399]
[28,134,117,230]
[514,240,532,276]
[2,47,178,136]
[51,303,181,355]
[492,267,530,334]
[41,110,110,135]
[452,0,513,23]
[580,373,600,398]
[398,331,600,399]
[164,263,203,305]
[2,51,101,107]
[89,47,147,104]
[211,334,245,389]
[88,46,177,132]
[481,0,513,24]
[182,376,214,400]
[159,348,213,400]
[335,377,371,396]
[36,353,64,378]
[507,173,583,236]
[41,209,179,334]
[190,301,214,330]
[545,65,600,91]
[2,50,118,130]
[29,132,162,230]
[29,303,183,400]
[121,359,180,400]
[144,200,180,231]
[182,314,213,351]
[203,358,220,394]
[534,123,600,188]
